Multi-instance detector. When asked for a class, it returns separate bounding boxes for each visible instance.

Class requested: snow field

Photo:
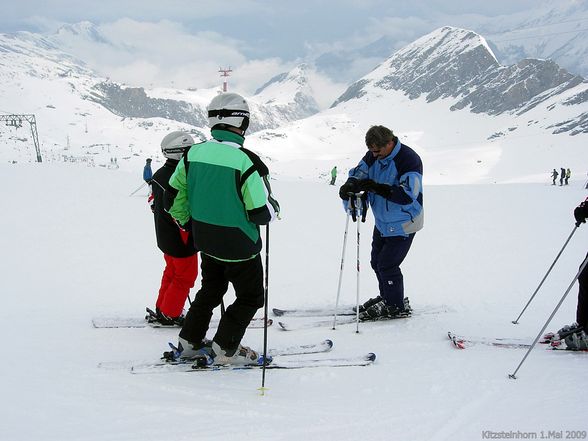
[1,163,586,441]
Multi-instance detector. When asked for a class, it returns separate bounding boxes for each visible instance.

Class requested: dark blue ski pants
[370,227,415,309]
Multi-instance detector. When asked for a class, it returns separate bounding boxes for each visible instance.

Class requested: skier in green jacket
[330,166,337,185]
[166,92,280,366]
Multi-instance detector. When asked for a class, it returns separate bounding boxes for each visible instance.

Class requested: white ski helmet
[207,92,250,133]
[160,131,194,160]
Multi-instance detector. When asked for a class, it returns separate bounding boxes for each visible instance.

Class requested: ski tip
[447,331,466,349]
[278,322,289,331]
[267,318,274,326]
[272,308,285,317]
[366,352,376,362]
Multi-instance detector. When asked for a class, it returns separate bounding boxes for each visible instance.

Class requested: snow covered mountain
[2,25,587,186]
[254,64,320,122]
[484,2,588,81]
[86,64,320,134]
[250,26,588,184]
[333,27,587,133]
[0,29,320,168]
[315,2,588,83]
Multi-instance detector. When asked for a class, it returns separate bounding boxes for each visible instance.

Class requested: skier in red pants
[146,131,199,326]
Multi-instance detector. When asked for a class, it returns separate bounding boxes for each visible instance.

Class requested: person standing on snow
[551,169,558,186]
[338,125,423,321]
[553,199,588,350]
[565,168,571,185]
[560,167,566,186]
[330,166,338,185]
[166,92,280,365]
[143,158,153,184]
[145,132,198,326]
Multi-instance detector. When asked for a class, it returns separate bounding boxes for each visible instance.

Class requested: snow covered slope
[1,161,586,441]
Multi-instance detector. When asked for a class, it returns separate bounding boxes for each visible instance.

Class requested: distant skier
[166,92,280,365]
[145,132,198,326]
[551,169,558,185]
[553,199,588,350]
[565,168,571,185]
[143,158,153,184]
[338,125,423,321]
[330,166,338,185]
[560,167,565,186]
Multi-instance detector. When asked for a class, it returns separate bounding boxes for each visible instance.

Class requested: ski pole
[509,252,588,379]
[355,194,362,334]
[260,225,270,394]
[129,181,147,196]
[332,211,351,330]
[512,225,578,324]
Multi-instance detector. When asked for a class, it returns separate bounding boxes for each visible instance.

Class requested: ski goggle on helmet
[207,92,250,133]
[160,131,194,160]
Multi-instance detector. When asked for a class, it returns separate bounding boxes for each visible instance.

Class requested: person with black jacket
[554,199,588,350]
[146,132,198,326]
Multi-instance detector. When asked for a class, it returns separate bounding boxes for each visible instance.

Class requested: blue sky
[0,0,577,98]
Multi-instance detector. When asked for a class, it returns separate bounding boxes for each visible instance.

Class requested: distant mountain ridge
[0,28,319,134]
[332,26,588,135]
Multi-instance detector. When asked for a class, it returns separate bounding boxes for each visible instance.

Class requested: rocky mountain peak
[331,26,587,134]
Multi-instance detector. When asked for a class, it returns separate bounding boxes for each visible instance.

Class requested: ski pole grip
[349,194,357,222]
[360,193,367,222]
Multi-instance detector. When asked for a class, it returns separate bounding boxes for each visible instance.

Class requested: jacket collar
[211,129,245,146]
[379,139,401,164]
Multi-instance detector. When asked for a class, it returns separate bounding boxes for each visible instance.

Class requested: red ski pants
[156,253,198,317]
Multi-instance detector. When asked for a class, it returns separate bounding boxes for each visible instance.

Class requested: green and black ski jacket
[168,129,279,262]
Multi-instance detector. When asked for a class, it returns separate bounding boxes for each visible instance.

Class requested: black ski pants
[577,253,588,330]
[179,253,264,351]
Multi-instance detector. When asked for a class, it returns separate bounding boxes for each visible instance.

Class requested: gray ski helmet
[160,131,194,160]
[207,92,250,133]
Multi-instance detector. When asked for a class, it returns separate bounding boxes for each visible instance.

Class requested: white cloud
[3,0,577,92]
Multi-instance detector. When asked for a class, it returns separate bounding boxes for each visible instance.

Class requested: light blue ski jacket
[345,140,424,237]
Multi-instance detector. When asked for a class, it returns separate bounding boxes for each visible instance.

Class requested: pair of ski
[129,339,376,373]
[447,331,586,351]
[93,303,446,330]
[273,304,447,331]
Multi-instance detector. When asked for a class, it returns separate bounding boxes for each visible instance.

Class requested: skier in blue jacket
[143,158,153,184]
[339,125,423,320]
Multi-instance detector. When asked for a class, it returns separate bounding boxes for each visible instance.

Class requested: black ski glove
[339,179,360,200]
[574,201,588,226]
[360,179,413,204]
[358,179,384,194]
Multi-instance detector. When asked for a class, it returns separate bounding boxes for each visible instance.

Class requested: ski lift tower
[218,67,233,92]
[0,113,42,162]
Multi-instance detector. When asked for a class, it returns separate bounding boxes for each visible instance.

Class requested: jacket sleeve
[240,149,280,225]
[372,145,423,206]
[167,160,191,224]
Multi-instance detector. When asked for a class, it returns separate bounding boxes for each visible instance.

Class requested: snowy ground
[2,162,587,441]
